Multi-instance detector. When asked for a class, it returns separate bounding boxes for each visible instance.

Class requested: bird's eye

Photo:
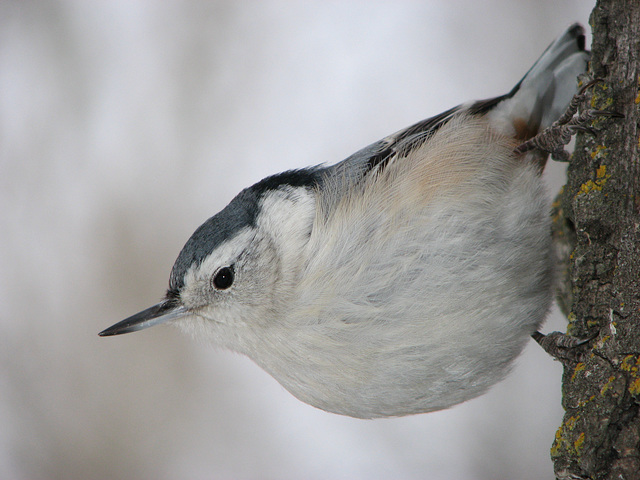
[212,266,234,290]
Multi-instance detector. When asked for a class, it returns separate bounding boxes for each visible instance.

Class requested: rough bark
[550,1,640,479]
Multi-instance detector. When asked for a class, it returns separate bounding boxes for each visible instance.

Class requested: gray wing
[326,95,509,186]
[321,23,587,190]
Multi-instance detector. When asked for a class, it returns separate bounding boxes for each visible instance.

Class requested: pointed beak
[99,301,188,337]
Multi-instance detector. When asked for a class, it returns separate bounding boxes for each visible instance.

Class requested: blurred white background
[1,1,594,479]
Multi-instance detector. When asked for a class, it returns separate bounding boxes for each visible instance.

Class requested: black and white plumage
[101,25,588,418]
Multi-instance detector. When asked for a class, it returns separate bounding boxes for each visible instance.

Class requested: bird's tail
[488,23,590,140]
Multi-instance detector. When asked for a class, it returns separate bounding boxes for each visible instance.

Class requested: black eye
[212,266,234,290]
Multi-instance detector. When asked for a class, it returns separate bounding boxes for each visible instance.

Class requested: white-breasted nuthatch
[101,25,588,419]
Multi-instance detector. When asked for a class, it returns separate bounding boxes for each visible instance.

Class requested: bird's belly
[257,161,554,418]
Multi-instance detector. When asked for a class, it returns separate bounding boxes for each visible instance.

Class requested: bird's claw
[514,78,623,160]
[532,330,596,363]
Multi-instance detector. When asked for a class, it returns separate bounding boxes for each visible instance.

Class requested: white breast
[250,115,554,418]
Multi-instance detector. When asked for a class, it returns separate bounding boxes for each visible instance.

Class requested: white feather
[242,115,553,418]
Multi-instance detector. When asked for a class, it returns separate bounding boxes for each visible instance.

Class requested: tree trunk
[551,1,640,479]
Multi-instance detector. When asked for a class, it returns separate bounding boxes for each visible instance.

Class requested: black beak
[99,301,187,337]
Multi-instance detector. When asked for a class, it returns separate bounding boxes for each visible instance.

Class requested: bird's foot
[515,79,623,162]
[532,330,595,363]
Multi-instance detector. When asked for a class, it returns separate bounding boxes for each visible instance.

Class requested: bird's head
[99,169,322,352]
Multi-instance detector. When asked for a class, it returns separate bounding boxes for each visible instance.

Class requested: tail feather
[488,23,589,140]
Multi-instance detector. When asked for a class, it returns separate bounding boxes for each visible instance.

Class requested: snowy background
[1,1,594,479]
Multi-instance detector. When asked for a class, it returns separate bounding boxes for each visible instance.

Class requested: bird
[100,24,589,419]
